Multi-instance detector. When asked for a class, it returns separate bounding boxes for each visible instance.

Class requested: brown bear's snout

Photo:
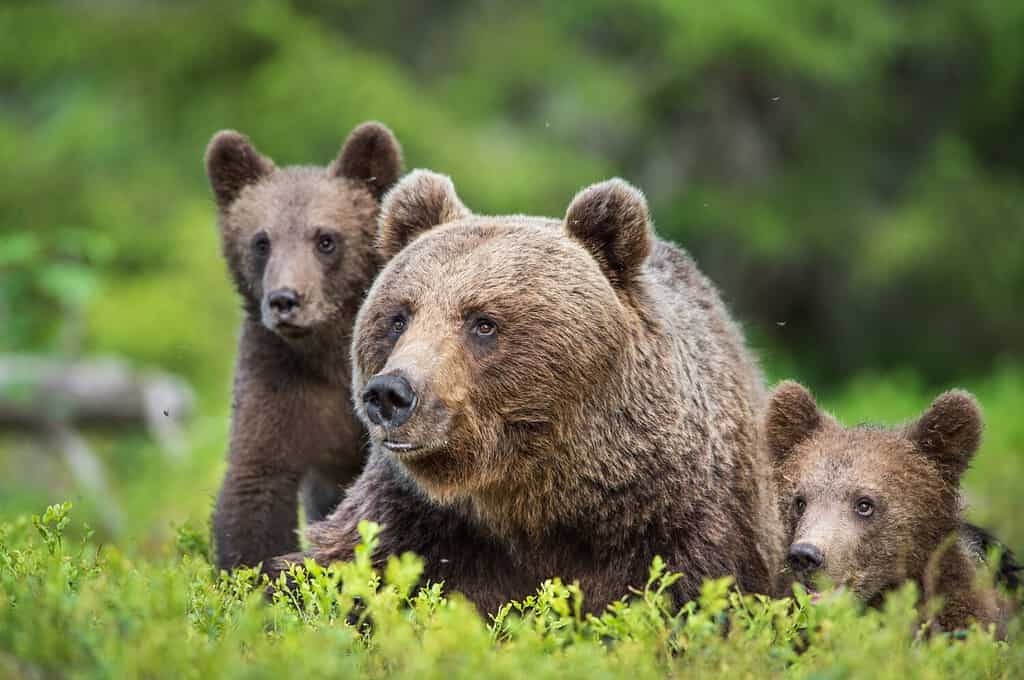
[267,288,301,320]
[362,374,417,430]
[787,542,825,573]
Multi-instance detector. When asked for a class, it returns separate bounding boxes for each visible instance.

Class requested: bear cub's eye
[472,317,498,337]
[794,497,806,516]
[252,233,271,256]
[316,233,337,255]
[854,497,875,518]
[389,315,407,337]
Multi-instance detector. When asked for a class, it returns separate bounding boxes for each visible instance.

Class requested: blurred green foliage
[2,0,1023,386]
[0,505,1020,678]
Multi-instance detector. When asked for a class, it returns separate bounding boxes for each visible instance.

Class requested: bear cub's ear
[376,170,470,261]
[205,130,275,209]
[906,390,982,484]
[564,178,653,289]
[330,121,403,200]
[765,381,825,465]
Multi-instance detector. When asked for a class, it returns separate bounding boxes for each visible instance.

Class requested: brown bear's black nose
[268,288,300,314]
[362,374,417,429]
[787,542,824,573]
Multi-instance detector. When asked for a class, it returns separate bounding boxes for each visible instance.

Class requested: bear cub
[765,381,1017,636]
[274,171,783,613]
[205,122,403,570]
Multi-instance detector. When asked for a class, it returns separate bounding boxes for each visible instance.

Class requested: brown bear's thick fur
[766,381,1013,637]
[273,171,784,613]
[206,122,403,570]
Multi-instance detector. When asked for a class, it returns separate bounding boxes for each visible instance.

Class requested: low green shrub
[1,503,1019,679]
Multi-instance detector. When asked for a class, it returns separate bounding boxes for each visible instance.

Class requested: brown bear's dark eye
[390,316,407,336]
[855,498,875,518]
[316,234,337,255]
[473,318,497,337]
[252,233,271,256]
[794,497,806,516]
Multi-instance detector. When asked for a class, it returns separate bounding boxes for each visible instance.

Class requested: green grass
[0,371,1021,677]
[0,503,1020,679]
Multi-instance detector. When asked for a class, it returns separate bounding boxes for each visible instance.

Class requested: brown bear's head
[205,122,402,344]
[765,381,983,601]
[351,170,652,503]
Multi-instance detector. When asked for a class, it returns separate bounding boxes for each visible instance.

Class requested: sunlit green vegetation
[1,504,1020,679]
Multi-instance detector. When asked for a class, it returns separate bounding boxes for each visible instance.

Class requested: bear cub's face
[351,171,652,502]
[205,123,402,342]
[765,381,982,602]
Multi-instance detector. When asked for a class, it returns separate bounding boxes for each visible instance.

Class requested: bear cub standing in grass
[205,122,402,570]
[274,171,784,613]
[766,381,1019,637]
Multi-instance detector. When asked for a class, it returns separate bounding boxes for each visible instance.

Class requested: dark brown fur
[206,122,403,570]
[273,171,783,613]
[767,381,1010,637]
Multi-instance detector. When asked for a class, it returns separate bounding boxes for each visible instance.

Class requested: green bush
[1,503,1020,679]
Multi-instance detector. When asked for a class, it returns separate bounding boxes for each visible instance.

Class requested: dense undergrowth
[1,503,1020,679]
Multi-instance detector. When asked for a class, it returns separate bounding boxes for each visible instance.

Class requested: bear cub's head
[205,122,402,343]
[765,381,983,602]
[352,170,652,502]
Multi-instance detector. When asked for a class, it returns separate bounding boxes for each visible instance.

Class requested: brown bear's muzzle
[261,286,316,338]
[361,370,454,459]
[357,324,470,465]
[362,374,417,430]
[787,542,825,576]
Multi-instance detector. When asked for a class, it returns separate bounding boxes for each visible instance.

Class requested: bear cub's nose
[787,542,824,573]
[267,288,301,316]
[362,374,417,429]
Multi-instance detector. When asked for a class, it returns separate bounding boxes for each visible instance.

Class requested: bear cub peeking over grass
[766,381,1019,637]
[274,171,784,614]
[205,122,402,570]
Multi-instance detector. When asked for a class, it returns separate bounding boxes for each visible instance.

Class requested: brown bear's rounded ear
[329,121,403,200]
[205,130,274,209]
[906,390,982,483]
[765,381,824,465]
[377,170,469,261]
[564,178,653,289]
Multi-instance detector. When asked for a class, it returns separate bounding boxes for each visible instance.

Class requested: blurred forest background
[1,1,1022,555]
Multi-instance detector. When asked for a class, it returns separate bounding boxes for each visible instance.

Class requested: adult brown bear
[277,171,782,613]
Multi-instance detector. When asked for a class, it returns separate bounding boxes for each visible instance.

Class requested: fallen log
[0,355,195,454]
[0,355,197,533]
